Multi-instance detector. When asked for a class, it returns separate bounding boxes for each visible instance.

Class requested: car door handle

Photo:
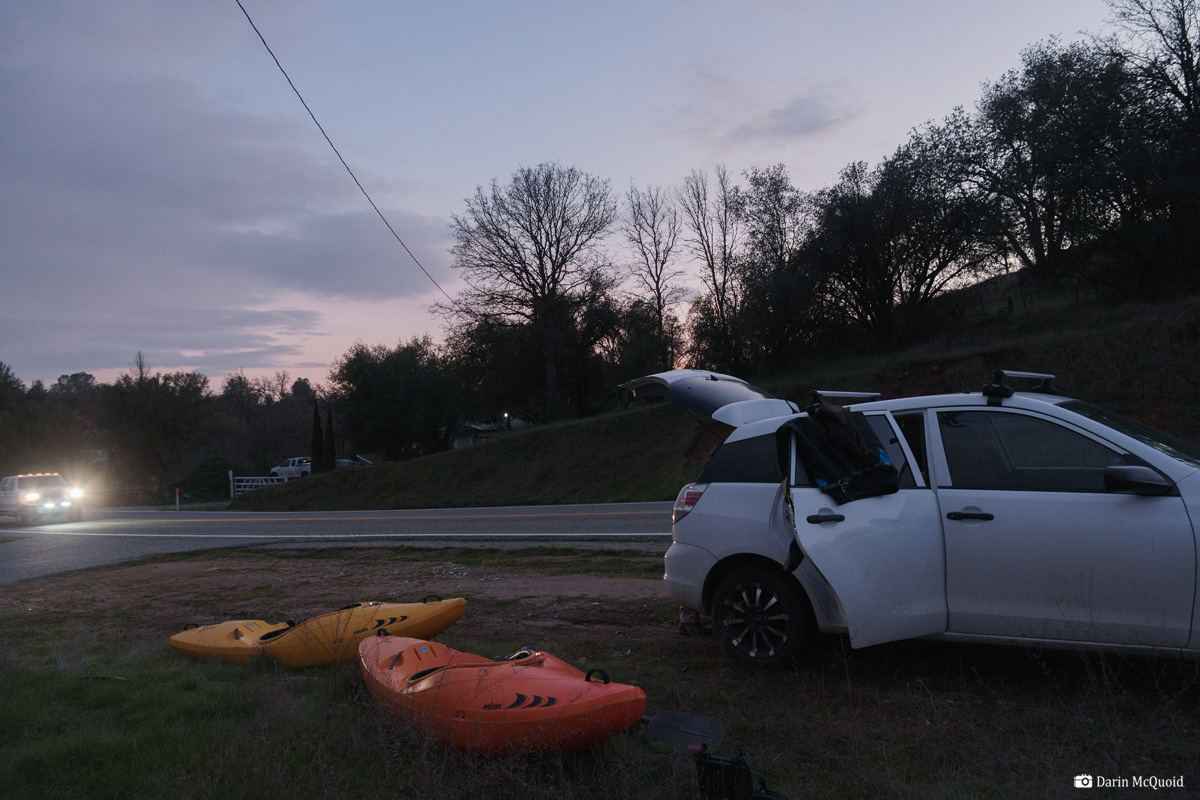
[806,514,845,524]
[947,511,994,521]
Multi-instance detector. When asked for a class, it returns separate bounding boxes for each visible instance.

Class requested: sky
[1,0,1115,390]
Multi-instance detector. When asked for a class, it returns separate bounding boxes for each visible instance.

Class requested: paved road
[0,503,674,585]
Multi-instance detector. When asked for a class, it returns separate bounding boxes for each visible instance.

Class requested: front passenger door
[934,409,1195,647]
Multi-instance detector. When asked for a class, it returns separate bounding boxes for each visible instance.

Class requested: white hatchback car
[623,369,1200,667]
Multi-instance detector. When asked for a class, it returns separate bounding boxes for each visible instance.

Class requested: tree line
[2,0,1196,498]
[0,355,324,501]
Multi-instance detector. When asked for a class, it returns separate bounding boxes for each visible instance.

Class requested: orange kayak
[359,636,647,755]
[170,598,466,667]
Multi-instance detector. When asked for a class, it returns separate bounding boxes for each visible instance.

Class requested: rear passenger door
[787,411,948,648]
[932,408,1195,647]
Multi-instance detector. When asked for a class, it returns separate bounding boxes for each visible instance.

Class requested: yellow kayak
[169,597,467,667]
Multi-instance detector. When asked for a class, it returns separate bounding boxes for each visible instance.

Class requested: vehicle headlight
[69,487,84,499]
[22,491,40,502]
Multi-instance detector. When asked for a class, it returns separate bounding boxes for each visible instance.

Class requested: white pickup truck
[0,472,84,524]
[269,458,312,480]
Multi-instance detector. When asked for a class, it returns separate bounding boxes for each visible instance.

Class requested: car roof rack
[982,369,1059,405]
[807,390,882,413]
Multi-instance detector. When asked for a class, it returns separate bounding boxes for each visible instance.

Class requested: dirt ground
[0,547,679,651]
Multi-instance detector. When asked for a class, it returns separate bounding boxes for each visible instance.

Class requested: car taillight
[672,483,708,525]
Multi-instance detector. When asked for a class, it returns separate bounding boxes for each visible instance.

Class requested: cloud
[1,61,452,294]
[664,66,860,150]
[1,8,451,382]
[727,88,861,141]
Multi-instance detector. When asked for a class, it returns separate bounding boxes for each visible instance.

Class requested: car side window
[698,433,783,484]
[863,414,917,489]
[938,410,1123,492]
[895,414,929,486]
[782,413,914,489]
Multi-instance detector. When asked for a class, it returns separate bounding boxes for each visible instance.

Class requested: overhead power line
[233,0,458,308]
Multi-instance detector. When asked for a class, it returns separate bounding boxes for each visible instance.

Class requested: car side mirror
[1103,465,1175,496]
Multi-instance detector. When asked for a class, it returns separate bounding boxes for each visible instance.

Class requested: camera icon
[1074,774,1094,788]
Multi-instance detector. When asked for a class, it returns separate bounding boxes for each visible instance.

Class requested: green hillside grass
[768,293,1200,442]
[233,402,715,511]
[234,294,1200,512]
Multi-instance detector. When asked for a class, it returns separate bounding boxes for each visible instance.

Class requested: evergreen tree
[311,401,324,475]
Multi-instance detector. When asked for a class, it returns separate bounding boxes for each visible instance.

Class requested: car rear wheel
[712,566,817,668]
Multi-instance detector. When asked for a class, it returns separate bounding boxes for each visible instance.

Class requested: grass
[233,402,710,512]
[767,293,1200,442]
[2,546,1198,799]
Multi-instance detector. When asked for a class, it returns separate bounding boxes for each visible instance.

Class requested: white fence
[228,471,286,497]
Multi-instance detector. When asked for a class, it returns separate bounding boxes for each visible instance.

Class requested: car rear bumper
[664,542,717,611]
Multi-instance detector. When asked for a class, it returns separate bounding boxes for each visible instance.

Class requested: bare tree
[250,370,290,404]
[1106,0,1200,126]
[677,166,744,368]
[622,182,686,370]
[444,162,617,417]
[678,166,743,331]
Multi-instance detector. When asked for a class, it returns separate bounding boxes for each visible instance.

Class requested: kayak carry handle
[338,603,362,611]
[408,665,443,682]
[422,595,442,603]
[257,626,291,642]
[584,669,610,684]
[183,623,199,630]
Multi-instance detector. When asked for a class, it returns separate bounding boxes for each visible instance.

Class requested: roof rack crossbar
[808,390,882,412]
[982,369,1059,405]
[811,391,882,400]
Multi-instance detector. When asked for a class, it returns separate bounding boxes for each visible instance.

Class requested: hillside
[232,401,717,511]
[233,294,1200,512]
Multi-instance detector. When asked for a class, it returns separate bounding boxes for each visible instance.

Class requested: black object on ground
[694,745,791,800]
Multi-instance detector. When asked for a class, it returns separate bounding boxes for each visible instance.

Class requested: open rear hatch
[621,370,797,427]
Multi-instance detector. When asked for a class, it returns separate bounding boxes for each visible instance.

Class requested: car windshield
[1059,400,1200,469]
[19,475,66,488]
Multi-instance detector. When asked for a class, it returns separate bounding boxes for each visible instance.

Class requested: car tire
[712,566,817,668]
